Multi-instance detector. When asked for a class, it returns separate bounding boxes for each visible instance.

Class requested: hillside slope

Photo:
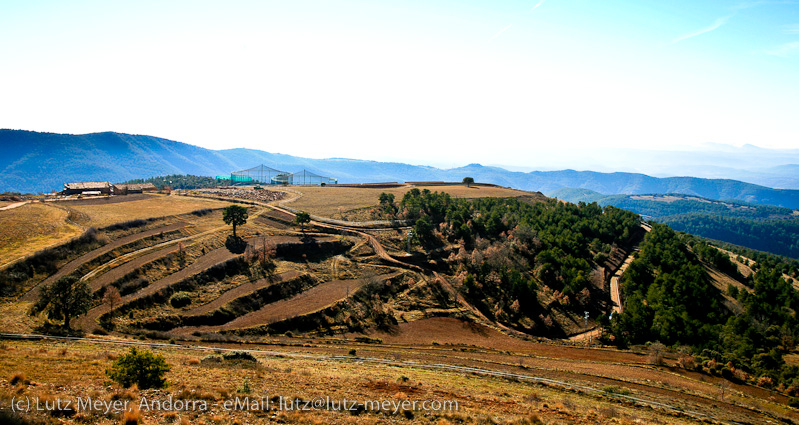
[553,188,799,258]
[0,130,238,193]
[4,130,799,209]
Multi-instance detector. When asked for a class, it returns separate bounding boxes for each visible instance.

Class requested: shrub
[602,385,631,396]
[348,349,357,356]
[236,378,252,394]
[169,292,192,308]
[647,342,666,365]
[121,407,143,425]
[106,347,171,389]
[222,351,257,363]
[757,376,774,388]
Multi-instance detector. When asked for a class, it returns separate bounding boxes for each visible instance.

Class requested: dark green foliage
[225,235,247,254]
[608,223,799,387]
[33,276,92,329]
[223,204,248,237]
[553,189,799,259]
[222,351,257,363]
[169,292,192,308]
[123,174,231,189]
[190,208,215,216]
[378,192,398,216]
[106,347,170,389]
[413,216,435,246]
[294,211,311,230]
[102,219,149,232]
[609,224,723,347]
[663,214,799,259]
[463,177,474,187]
[397,190,640,333]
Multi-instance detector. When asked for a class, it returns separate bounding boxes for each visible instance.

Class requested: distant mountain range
[3,129,799,209]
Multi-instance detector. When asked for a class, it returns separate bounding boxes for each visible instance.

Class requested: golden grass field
[67,194,232,228]
[284,185,536,218]
[0,203,82,267]
[0,339,701,425]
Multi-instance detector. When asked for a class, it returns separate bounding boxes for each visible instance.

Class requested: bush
[169,292,192,308]
[106,347,171,389]
[222,351,257,363]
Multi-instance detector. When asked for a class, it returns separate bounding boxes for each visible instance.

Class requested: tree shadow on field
[34,322,84,337]
[225,235,248,254]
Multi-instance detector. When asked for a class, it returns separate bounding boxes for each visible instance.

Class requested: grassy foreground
[0,338,699,425]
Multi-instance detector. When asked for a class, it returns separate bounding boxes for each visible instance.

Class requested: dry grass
[0,203,82,266]
[68,195,230,228]
[285,185,535,218]
[0,301,40,334]
[0,339,704,425]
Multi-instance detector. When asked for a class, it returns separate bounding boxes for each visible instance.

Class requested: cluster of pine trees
[122,174,231,189]
[386,189,641,333]
[609,223,799,391]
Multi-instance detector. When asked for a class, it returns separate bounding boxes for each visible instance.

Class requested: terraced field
[1,185,796,425]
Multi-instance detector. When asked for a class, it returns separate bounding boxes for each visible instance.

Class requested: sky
[1,0,798,169]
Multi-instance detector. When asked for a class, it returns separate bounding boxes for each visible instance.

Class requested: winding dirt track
[19,222,188,302]
[0,201,30,211]
[610,255,634,315]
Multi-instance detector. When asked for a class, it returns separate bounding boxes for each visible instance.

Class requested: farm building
[227,164,291,185]
[223,165,338,185]
[113,183,157,194]
[63,182,112,195]
[285,169,338,185]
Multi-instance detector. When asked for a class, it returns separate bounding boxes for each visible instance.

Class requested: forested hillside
[377,189,642,335]
[609,224,799,392]
[553,189,799,258]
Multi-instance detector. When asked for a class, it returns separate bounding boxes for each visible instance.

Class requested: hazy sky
[2,0,798,168]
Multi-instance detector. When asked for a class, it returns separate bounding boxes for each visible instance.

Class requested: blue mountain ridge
[2,129,799,209]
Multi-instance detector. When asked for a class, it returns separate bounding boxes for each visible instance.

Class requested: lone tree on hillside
[33,276,92,329]
[103,286,122,313]
[294,211,311,232]
[462,177,474,187]
[223,204,248,237]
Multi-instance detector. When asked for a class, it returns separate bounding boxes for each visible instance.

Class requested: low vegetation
[106,347,171,389]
